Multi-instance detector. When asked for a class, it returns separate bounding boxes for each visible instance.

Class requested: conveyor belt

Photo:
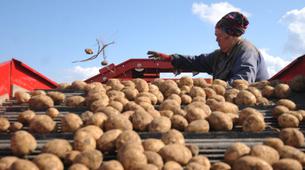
[0,89,304,165]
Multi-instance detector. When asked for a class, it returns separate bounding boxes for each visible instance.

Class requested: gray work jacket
[171,39,269,84]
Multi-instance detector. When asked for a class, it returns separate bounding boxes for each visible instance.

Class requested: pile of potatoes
[218,128,305,170]
[7,76,305,134]
[2,76,305,169]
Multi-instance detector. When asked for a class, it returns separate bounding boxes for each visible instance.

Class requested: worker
[147,11,269,84]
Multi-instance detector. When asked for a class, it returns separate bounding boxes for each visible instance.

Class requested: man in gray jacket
[148,11,269,84]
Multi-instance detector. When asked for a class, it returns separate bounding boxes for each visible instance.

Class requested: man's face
[215,28,232,53]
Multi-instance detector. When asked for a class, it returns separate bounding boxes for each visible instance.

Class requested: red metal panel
[11,59,57,91]
[270,55,305,83]
[0,61,11,96]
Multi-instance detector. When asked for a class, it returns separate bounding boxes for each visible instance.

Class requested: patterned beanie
[216,11,249,37]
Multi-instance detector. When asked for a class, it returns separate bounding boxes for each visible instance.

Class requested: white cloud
[192,2,250,24]
[58,66,100,83]
[259,49,290,77]
[280,7,305,55]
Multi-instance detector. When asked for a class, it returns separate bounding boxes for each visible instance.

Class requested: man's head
[215,12,249,53]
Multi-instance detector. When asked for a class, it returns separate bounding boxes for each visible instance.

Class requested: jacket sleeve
[228,48,259,84]
[170,50,219,74]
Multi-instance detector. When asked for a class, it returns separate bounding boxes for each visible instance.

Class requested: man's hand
[147,51,172,61]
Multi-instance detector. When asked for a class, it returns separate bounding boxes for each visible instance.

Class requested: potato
[33,153,64,170]
[208,111,233,131]
[65,96,85,107]
[10,159,39,170]
[274,83,290,98]
[133,78,149,92]
[213,79,228,87]
[211,84,226,96]
[96,106,120,117]
[209,94,225,102]
[30,90,46,96]
[144,151,164,169]
[186,119,210,132]
[272,105,289,118]
[115,130,141,149]
[189,86,206,98]
[87,95,109,111]
[121,110,135,119]
[286,111,303,121]
[242,114,265,132]
[224,142,250,165]
[272,158,302,170]
[186,108,209,122]
[29,95,54,110]
[262,85,274,98]
[140,139,163,154]
[278,113,299,128]
[189,155,210,169]
[61,113,83,132]
[171,115,188,131]
[68,163,89,170]
[131,109,153,131]
[71,80,87,90]
[178,94,191,105]
[239,107,263,124]
[99,160,124,170]
[77,125,103,140]
[185,162,208,170]
[186,144,199,156]
[73,149,103,170]
[9,122,22,133]
[57,83,71,89]
[0,156,18,170]
[97,129,122,153]
[14,91,30,103]
[178,76,193,87]
[232,79,249,90]
[42,139,72,159]
[160,110,174,118]
[167,93,181,105]
[256,96,270,106]
[250,144,279,165]
[162,161,183,170]
[10,130,37,156]
[148,116,171,133]
[235,90,257,105]
[107,79,124,90]
[47,91,65,104]
[0,117,10,131]
[279,145,305,166]
[247,86,262,98]
[18,110,36,124]
[263,138,284,151]
[233,156,272,170]
[289,75,305,92]
[193,78,208,88]
[209,101,239,115]
[159,144,192,165]
[161,129,185,145]
[74,131,96,152]
[159,99,180,113]
[279,128,305,147]
[45,107,59,119]
[211,162,231,170]
[109,100,124,112]
[122,80,136,88]
[224,88,239,102]
[104,114,133,131]
[204,87,217,98]
[118,148,147,170]
[64,150,80,166]
[85,112,107,127]
[276,99,296,110]
[29,115,56,133]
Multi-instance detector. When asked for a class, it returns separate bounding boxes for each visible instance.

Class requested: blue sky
[1,0,305,83]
